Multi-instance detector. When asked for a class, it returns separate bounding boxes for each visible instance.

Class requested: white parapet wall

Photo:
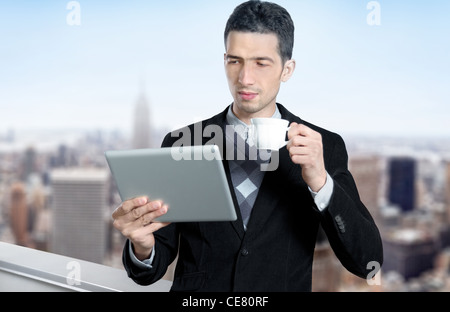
[0,242,172,292]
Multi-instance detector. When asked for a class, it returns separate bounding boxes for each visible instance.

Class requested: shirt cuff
[309,172,334,212]
[129,241,155,269]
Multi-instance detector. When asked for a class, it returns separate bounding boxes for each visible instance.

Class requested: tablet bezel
[105,145,237,223]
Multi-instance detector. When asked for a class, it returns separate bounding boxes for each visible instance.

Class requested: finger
[145,221,172,232]
[129,200,163,220]
[135,203,169,227]
[289,137,323,155]
[111,204,125,220]
[114,200,166,232]
[122,196,149,214]
[286,135,309,150]
[290,154,310,166]
[287,122,299,140]
[120,204,169,236]
[112,197,145,220]
[288,123,310,140]
[120,200,165,226]
[127,221,172,245]
[288,146,309,157]
[288,123,317,139]
[292,134,309,146]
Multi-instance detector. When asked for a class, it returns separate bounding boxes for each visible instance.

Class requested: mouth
[238,91,258,101]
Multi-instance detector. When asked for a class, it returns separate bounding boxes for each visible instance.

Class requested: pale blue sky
[0,0,449,137]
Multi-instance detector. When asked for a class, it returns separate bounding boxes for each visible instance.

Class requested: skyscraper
[50,168,109,264]
[9,182,35,248]
[132,88,152,149]
[388,157,416,213]
[21,147,36,181]
[349,155,382,226]
[445,161,450,224]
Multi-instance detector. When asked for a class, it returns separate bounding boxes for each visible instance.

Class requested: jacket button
[241,248,249,256]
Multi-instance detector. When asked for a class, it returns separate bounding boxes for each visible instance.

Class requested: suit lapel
[222,159,246,239]
[197,103,304,241]
[201,107,246,240]
[244,104,304,237]
[244,148,294,237]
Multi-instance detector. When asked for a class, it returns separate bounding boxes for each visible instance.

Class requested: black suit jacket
[122,104,383,292]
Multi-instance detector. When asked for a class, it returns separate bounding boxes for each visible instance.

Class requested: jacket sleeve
[121,133,181,286]
[318,133,383,279]
[122,223,179,286]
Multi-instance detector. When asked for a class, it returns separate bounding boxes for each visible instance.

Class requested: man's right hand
[112,196,170,261]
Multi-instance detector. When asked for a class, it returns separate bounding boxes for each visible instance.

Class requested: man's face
[224,31,295,123]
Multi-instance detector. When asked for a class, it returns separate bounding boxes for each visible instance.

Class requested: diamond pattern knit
[228,131,269,228]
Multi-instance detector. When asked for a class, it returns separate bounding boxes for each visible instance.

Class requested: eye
[257,62,268,67]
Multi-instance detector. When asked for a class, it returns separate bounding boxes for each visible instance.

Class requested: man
[112,0,383,292]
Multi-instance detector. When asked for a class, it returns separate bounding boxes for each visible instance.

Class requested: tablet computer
[105,145,237,223]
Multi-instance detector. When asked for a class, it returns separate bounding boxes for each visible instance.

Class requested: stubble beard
[233,94,277,116]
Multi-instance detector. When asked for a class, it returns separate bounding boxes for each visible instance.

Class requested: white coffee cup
[250,118,291,150]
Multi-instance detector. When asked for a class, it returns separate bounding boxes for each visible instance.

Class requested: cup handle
[279,126,292,149]
[280,141,288,148]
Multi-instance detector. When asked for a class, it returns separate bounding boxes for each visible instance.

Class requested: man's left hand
[286,122,327,192]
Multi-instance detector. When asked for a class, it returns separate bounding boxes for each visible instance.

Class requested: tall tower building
[50,168,109,264]
[132,88,152,149]
[21,147,37,181]
[9,182,34,247]
[437,160,450,250]
[349,155,382,226]
[445,161,450,224]
[388,157,416,213]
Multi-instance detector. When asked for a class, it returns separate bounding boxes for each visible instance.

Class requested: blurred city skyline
[3,0,450,292]
[0,0,449,138]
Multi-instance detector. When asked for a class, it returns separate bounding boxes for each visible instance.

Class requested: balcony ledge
[0,242,172,292]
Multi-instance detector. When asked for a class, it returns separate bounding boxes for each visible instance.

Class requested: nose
[238,63,255,86]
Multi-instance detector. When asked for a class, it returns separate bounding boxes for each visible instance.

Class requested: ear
[281,59,296,82]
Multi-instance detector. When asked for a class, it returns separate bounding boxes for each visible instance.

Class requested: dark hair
[224,0,295,64]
